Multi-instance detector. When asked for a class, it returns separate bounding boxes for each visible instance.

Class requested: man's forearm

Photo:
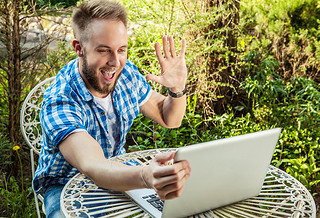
[141,91,186,128]
[162,94,186,128]
[59,132,147,191]
[59,132,191,200]
[85,160,146,191]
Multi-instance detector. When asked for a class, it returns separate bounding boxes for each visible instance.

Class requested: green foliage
[44,42,78,76]
[242,52,283,105]
[0,68,9,132]
[123,0,188,93]
[241,0,320,34]
[280,129,320,191]
[34,0,78,9]
[0,133,14,168]
[242,53,320,130]
[0,176,37,217]
[0,134,38,217]
[287,0,320,33]
[241,0,320,80]
[128,94,209,151]
[238,52,320,194]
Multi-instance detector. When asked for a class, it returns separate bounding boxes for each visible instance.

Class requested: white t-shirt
[93,95,120,151]
[63,94,120,151]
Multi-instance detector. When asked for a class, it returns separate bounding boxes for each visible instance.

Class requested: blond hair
[72,0,127,44]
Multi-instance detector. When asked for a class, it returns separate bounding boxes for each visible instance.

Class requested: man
[33,0,191,217]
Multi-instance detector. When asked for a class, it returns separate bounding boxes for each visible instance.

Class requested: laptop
[125,128,281,218]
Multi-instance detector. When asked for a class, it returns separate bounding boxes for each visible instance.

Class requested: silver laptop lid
[162,128,281,218]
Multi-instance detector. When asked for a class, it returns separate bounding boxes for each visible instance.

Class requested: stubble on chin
[82,53,121,96]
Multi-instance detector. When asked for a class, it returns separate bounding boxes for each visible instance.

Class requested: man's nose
[107,53,120,67]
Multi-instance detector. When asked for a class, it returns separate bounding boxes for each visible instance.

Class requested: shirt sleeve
[129,61,152,106]
[40,94,87,147]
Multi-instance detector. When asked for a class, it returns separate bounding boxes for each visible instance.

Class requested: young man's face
[79,19,128,98]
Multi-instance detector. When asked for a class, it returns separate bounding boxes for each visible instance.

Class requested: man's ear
[72,39,83,57]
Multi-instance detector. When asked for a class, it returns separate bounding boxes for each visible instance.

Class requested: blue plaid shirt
[33,59,152,195]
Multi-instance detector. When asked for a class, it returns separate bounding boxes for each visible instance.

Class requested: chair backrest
[20,77,55,154]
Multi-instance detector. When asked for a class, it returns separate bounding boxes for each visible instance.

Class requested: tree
[204,0,240,115]
[0,0,71,143]
[182,0,241,118]
[0,0,72,178]
[0,0,23,145]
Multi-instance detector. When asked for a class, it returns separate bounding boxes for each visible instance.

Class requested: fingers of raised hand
[155,35,185,61]
[180,38,186,57]
[145,74,162,84]
[168,36,176,58]
[162,35,171,59]
[162,35,178,59]
[154,41,164,63]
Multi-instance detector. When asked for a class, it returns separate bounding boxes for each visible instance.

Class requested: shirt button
[101,112,105,115]
[75,125,79,128]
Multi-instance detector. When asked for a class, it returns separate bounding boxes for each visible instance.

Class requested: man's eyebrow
[96,45,128,49]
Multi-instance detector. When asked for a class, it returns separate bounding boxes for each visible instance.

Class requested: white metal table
[60,148,316,217]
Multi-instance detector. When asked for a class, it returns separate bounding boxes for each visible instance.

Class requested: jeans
[44,184,114,217]
[44,184,64,218]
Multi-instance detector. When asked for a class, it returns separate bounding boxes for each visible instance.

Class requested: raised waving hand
[146,35,187,93]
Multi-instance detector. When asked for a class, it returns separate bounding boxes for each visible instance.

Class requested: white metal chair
[20,77,55,218]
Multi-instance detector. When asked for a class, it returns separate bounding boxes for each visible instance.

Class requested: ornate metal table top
[61,148,316,217]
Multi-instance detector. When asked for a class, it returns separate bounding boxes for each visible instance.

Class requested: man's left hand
[146,35,187,93]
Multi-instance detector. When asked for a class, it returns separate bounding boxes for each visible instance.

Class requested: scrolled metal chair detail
[20,77,55,217]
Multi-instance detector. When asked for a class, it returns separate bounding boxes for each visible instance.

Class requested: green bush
[241,0,320,80]
[0,176,37,217]
[0,134,38,217]
[128,94,209,151]
[238,51,320,194]
[35,0,78,8]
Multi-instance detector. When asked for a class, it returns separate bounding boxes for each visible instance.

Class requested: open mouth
[101,69,116,82]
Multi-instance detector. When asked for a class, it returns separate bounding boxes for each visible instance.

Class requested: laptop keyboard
[142,194,164,211]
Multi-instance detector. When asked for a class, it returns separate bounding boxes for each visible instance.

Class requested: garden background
[0,0,319,217]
